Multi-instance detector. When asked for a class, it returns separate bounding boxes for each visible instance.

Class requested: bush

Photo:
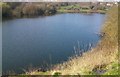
[2,2,57,18]
[12,5,23,17]
[2,3,12,17]
[22,3,44,17]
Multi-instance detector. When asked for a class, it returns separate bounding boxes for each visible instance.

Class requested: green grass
[57,5,81,13]
[103,62,119,75]
[60,5,80,9]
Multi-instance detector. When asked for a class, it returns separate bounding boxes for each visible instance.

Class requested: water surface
[2,13,105,74]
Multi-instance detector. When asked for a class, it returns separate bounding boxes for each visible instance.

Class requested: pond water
[2,13,105,74]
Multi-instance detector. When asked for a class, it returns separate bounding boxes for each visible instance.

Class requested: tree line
[2,2,58,18]
[2,2,110,18]
[2,2,77,18]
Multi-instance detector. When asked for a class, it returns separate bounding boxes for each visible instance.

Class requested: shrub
[2,3,12,17]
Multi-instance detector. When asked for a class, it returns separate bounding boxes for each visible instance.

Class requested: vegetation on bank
[1,2,113,18]
[1,2,57,18]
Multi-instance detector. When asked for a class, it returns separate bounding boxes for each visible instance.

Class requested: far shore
[3,11,106,19]
[57,9,106,14]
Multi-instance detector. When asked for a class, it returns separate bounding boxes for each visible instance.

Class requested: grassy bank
[6,4,119,77]
[57,9,106,14]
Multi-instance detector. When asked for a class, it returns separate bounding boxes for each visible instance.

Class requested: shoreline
[57,10,106,14]
[3,11,105,20]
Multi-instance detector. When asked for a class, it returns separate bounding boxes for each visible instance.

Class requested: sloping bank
[20,5,118,76]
